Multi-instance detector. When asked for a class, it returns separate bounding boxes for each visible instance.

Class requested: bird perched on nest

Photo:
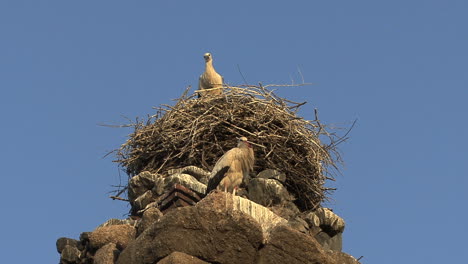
[206,137,255,201]
[198,52,224,97]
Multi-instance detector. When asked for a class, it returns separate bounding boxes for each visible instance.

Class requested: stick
[109,196,129,202]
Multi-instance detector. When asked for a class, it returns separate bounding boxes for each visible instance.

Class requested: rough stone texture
[117,194,263,264]
[128,171,162,203]
[156,252,209,264]
[89,225,136,250]
[60,244,81,263]
[56,237,79,254]
[94,243,120,264]
[270,201,300,220]
[270,202,312,234]
[257,225,334,264]
[327,251,361,264]
[79,251,94,264]
[78,232,90,252]
[133,190,157,212]
[167,166,211,184]
[198,191,287,239]
[315,232,343,252]
[152,176,167,196]
[80,232,91,242]
[136,207,164,237]
[56,171,360,264]
[247,178,292,207]
[287,216,309,234]
[163,173,207,195]
[304,208,345,236]
[98,218,136,228]
[256,169,286,183]
[138,201,158,214]
[129,172,207,214]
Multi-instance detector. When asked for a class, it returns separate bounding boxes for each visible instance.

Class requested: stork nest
[115,85,345,210]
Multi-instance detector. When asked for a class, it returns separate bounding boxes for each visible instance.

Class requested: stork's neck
[205,60,215,72]
[238,141,252,149]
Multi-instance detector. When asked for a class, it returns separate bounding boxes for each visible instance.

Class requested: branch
[109,196,129,202]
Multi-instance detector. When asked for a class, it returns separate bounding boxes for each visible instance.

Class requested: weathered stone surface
[303,208,345,252]
[98,218,136,228]
[198,191,287,239]
[315,231,343,252]
[327,251,361,264]
[156,252,209,264]
[60,244,81,263]
[117,194,263,264]
[56,237,79,254]
[247,178,292,207]
[152,177,166,196]
[256,169,286,183]
[80,232,91,242]
[167,166,211,184]
[128,171,161,202]
[270,203,312,234]
[287,216,309,234]
[89,225,136,250]
[270,201,300,220]
[129,171,207,215]
[136,207,164,237]
[94,243,120,264]
[163,173,207,195]
[304,208,345,236]
[84,255,94,264]
[133,190,157,212]
[257,225,334,264]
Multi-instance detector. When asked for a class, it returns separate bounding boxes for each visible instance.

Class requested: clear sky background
[1,1,466,263]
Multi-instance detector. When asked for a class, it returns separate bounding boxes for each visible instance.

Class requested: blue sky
[1,1,467,263]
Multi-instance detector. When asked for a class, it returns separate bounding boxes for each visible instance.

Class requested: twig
[263,83,313,88]
[297,66,305,84]
[98,123,134,128]
[113,186,128,197]
[109,196,129,202]
[328,118,357,148]
[237,64,249,85]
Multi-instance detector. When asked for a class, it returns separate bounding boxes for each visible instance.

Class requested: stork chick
[198,52,224,97]
[206,137,255,207]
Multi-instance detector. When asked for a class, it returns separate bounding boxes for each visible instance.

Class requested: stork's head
[238,136,252,148]
[203,53,212,62]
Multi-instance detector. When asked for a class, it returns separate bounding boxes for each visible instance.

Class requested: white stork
[206,137,255,203]
[198,52,224,97]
